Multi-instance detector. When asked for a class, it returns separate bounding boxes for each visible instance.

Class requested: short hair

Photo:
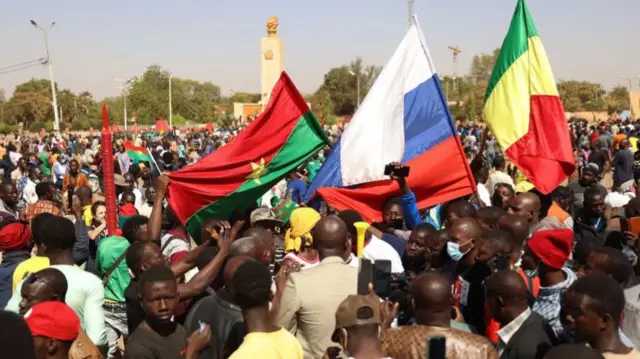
[230,236,263,258]
[162,152,174,164]
[493,156,505,168]
[477,207,506,227]
[414,222,437,234]
[76,186,92,199]
[232,260,272,310]
[31,213,54,246]
[591,247,633,285]
[584,186,604,203]
[551,186,573,202]
[122,215,149,243]
[569,274,625,327]
[487,229,514,254]
[445,199,476,218]
[41,216,76,252]
[0,311,36,359]
[573,238,600,267]
[121,190,136,203]
[128,164,141,176]
[91,201,106,216]
[382,197,402,212]
[126,240,155,272]
[35,182,51,198]
[139,265,175,296]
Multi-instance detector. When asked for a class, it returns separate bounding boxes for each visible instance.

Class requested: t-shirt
[614,149,635,184]
[95,236,130,303]
[83,205,93,226]
[12,256,49,291]
[124,323,188,359]
[37,152,51,177]
[603,349,640,359]
[306,161,322,183]
[286,179,307,204]
[229,328,303,359]
[364,236,405,274]
[588,150,607,173]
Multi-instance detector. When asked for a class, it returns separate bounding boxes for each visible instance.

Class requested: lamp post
[168,72,173,128]
[30,20,60,133]
[115,78,133,130]
[349,70,361,109]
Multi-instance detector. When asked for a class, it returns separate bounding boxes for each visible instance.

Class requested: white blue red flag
[305,16,475,222]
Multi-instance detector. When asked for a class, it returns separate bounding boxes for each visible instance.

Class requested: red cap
[528,228,573,270]
[24,301,80,342]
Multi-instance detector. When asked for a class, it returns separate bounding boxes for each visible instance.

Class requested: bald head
[229,236,266,262]
[497,214,530,246]
[448,218,483,243]
[508,193,541,224]
[311,216,348,257]
[224,256,252,287]
[35,268,68,299]
[485,270,529,304]
[411,272,451,312]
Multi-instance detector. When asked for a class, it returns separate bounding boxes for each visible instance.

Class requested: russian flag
[305,16,475,222]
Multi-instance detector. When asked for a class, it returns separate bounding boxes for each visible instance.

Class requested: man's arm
[71,197,90,265]
[84,280,108,351]
[147,175,169,243]
[274,275,300,332]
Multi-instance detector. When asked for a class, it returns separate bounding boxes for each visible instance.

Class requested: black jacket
[184,290,245,359]
[501,312,553,359]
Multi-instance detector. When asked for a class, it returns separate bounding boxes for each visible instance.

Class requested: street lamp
[348,70,361,109]
[115,78,134,130]
[168,72,172,128]
[30,20,60,133]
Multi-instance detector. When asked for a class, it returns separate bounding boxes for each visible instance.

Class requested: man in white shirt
[486,155,515,196]
[22,167,43,206]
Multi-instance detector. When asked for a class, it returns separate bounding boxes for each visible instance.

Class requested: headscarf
[0,222,31,251]
[284,208,320,253]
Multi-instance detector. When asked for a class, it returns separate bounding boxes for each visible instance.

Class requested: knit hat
[24,301,80,342]
[0,221,31,251]
[284,208,320,253]
[527,228,573,270]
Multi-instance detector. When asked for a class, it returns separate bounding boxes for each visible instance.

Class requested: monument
[233,16,285,120]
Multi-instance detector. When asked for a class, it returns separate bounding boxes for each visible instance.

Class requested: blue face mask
[447,241,470,262]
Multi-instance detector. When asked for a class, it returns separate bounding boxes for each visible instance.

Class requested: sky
[0,0,638,100]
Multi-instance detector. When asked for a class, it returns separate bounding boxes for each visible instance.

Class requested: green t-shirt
[306,160,322,182]
[96,236,131,302]
[37,152,51,177]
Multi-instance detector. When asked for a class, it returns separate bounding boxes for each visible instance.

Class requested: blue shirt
[0,251,30,308]
[287,179,307,204]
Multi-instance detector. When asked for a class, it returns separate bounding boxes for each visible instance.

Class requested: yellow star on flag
[247,158,268,184]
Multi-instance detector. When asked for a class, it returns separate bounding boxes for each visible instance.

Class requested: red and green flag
[123,142,153,164]
[168,72,330,241]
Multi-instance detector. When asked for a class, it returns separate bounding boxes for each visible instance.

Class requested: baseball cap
[24,301,80,342]
[331,295,381,342]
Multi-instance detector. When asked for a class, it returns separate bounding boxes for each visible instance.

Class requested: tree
[557,80,605,112]
[309,88,335,124]
[605,86,630,113]
[468,48,500,116]
[317,57,382,116]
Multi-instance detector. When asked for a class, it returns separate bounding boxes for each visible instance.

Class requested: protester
[0,181,20,219]
[331,294,388,359]
[276,216,358,359]
[124,265,211,359]
[485,270,553,359]
[0,311,37,359]
[487,156,515,196]
[24,301,81,359]
[381,272,498,359]
[0,219,32,307]
[229,260,303,358]
[23,183,62,222]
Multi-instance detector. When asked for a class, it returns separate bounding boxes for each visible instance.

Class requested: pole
[123,90,128,130]
[39,26,60,133]
[169,74,173,128]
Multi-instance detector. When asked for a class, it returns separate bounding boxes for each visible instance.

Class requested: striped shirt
[532,267,577,339]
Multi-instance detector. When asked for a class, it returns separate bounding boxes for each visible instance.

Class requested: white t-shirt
[364,236,404,273]
[477,183,492,207]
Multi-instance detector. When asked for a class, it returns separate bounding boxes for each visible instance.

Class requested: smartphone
[358,258,374,295]
[384,164,410,177]
[426,336,446,359]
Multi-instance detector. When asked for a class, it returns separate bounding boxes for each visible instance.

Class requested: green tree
[469,48,500,116]
[605,86,630,113]
[557,80,606,112]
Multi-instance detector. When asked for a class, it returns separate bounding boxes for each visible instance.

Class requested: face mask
[447,241,471,262]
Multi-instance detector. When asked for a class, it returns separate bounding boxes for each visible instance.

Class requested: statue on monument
[266,16,278,37]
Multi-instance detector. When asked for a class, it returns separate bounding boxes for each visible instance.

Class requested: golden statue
[266,16,278,37]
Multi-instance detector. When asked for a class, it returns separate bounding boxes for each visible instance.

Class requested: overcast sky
[0,0,637,100]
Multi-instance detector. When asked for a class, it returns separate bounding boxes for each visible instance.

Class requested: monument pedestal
[260,36,284,105]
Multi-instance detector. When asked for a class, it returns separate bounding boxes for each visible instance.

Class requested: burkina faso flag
[168,72,330,242]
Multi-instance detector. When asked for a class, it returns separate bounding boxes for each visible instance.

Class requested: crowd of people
[0,117,640,359]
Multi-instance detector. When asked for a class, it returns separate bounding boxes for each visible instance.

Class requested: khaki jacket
[275,256,358,359]
[69,330,103,359]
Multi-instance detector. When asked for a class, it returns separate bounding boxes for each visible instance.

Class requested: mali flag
[168,72,330,241]
[483,0,575,194]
